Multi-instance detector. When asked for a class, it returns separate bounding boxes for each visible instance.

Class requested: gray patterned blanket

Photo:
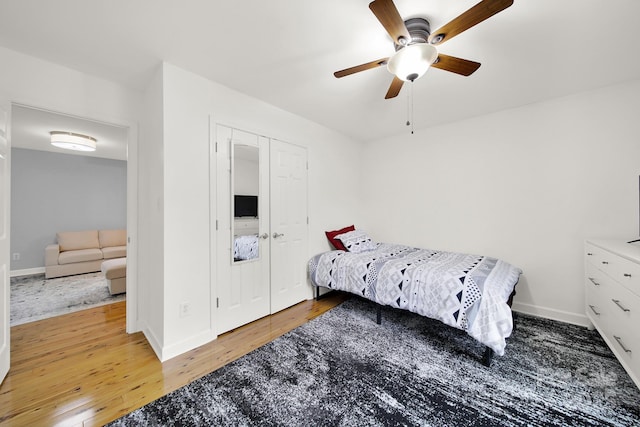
[308,243,522,355]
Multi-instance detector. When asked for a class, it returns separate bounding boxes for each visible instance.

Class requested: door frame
[8,102,140,333]
[0,95,10,384]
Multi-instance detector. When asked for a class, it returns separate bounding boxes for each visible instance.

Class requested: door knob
[259,233,269,239]
[273,232,285,238]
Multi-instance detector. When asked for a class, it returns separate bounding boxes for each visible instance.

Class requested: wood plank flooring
[0,292,349,426]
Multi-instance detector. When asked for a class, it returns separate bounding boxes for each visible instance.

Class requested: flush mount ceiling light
[50,131,97,152]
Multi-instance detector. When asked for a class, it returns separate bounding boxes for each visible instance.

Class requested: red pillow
[325,225,355,251]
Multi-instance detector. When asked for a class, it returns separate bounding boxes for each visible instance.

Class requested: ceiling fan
[334,0,514,99]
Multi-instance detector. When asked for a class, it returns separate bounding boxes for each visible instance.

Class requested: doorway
[8,104,138,331]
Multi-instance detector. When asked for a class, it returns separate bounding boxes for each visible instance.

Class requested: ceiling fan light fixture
[50,131,97,152]
[387,43,438,82]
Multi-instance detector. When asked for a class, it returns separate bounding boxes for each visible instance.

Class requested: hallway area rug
[10,272,126,326]
[108,297,640,426]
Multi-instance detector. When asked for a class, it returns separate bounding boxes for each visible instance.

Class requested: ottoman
[101,257,126,295]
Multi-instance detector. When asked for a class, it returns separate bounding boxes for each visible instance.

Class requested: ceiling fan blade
[334,58,389,78]
[385,76,404,99]
[432,54,481,76]
[369,0,411,46]
[428,0,514,45]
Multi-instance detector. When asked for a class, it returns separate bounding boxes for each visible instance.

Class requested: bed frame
[315,285,518,367]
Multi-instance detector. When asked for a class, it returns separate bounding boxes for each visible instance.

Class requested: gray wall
[10,148,126,271]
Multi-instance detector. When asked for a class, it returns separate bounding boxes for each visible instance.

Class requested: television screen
[234,195,258,217]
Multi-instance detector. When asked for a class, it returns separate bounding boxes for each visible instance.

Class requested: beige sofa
[45,229,126,279]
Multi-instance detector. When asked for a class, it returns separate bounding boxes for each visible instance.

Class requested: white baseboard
[142,324,163,361]
[511,301,591,328]
[159,329,217,362]
[10,267,45,277]
[142,323,217,362]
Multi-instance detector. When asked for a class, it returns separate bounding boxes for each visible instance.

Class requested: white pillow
[336,229,378,253]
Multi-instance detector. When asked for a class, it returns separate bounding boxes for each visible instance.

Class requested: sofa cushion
[58,248,103,265]
[57,230,100,252]
[102,246,126,260]
[99,229,126,248]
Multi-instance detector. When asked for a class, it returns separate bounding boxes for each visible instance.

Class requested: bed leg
[376,306,382,325]
[482,347,494,367]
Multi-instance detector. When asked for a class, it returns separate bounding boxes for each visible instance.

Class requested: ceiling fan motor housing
[395,17,431,50]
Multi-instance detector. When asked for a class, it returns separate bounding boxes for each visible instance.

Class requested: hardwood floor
[0,292,349,426]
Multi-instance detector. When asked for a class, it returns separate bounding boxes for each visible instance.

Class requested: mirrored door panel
[232,136,260,262]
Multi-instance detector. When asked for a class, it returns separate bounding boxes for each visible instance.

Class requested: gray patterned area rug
[10,272,125,326]
[109,297,640,426]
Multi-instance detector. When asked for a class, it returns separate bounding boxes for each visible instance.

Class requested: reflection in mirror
[232,143,260,262]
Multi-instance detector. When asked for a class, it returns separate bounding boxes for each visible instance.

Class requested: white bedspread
[308,243,522,355]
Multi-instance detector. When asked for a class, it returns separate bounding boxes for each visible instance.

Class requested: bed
[308,229,522,366]
[234,234,259,261]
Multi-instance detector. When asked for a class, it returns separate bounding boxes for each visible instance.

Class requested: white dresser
[234,218,259,236]
[585,239,640,388]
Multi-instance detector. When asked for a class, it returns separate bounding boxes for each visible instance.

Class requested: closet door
[270,139,309,313]
[215,126,270,334]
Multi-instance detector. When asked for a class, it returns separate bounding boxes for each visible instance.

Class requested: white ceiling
[1,0,640,144]
[11,105,128,161]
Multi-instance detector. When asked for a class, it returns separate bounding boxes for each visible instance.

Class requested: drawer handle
[623,273,632,278]
[588,305,601,316]
[588,277,600,286]
[587,252,593,256]
[602,261,609,265]
[613,335,632,353]
[611,299,631,312]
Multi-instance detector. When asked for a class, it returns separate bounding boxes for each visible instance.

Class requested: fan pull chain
[406,80,415,134]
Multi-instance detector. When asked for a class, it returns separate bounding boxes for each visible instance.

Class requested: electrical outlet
[179,301,191,317]
[12,253,20,261]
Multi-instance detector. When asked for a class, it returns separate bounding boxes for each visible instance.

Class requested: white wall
[0,46,143,330]
[362,79,640,326]
[160,64,214,358]
[0,47,140,126]
[154,63,365,360]
[11,148,127,271]
[138,64,165,350]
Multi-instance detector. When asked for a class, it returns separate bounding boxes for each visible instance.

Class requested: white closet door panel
[216,127,270,334]
[270,139,308,313]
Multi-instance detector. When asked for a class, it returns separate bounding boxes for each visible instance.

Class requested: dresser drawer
[604,255,640,297]
[606,282,640,325]
[587,242,640,297]
[234,219,259,235]
[585,261,609,292]
[585,262,612,332]
[603,327,639,380]
[585,243,606,268]
[606,284,640,376]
